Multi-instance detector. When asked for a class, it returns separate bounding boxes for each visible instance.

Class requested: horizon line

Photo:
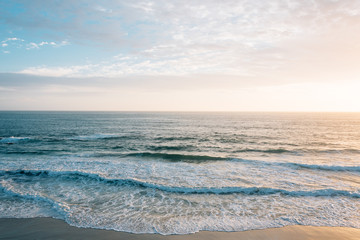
[1,110,359,113]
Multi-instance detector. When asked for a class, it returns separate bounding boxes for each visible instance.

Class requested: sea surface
[0,111,359,235]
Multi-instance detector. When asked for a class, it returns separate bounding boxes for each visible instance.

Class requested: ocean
[0,111,359,235]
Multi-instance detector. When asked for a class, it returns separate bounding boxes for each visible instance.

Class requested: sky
[0,0,360,111]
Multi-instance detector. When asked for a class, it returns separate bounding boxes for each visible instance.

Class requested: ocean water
[0,111,359,235]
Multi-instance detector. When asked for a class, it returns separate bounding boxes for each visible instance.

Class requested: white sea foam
[1,169,359,197]
[1,154,359,196]
[0,173,359,235]
[0,137,31,143]
[0,183,62,219]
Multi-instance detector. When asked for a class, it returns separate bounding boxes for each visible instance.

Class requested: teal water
[0,112,359,234]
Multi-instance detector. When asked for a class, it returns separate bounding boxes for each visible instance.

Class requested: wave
[227,158,360,173]
[93,152,360,171]
[317,149,360,154]
[290,163,360,172]
[124,153,360,172]
[233,148,292,154]
[228,158,360,173]
[3,149,64,155]
[154,136,197,141]
[0,137,31,144]
[1,134,126,143]
[232,148,360,155]
[1,170,359,198]
[0,181,69,218]
[89,152,224,162]
[146,145,196,151]
[125,152,226,162]
[68,134,123,141]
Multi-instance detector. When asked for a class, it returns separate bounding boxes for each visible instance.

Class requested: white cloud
[26,40,70,50]
[41,85,112,94]
[4,37,24,42]
[19,65,91,77]
[129,1,155,13]
[27,42,39,49]
[1,36,70,51]
[1,37,25,51]
[56,40,70,47]
[94,5,113,13]
[27,40,69,49]
[4,1,360,84]
[1,37,24,45]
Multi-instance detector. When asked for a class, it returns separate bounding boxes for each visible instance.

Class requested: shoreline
[1,218,360,240]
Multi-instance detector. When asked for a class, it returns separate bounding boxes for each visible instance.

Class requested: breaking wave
[1,170,359,198]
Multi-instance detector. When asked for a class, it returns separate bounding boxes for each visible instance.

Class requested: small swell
[94,152,360,171]
[3,149,65,155]
[290,163,360,172]
[146,145,196,151]
[318,149,360,154]
[154,136,196,141]
[229,158,360,173]
[1,170,359,198]
[68,134,142,141]
[0,137,31,144]
[233,148,291,154]
[233,148,360,155]
[68,134,120,141]
[125,152,226,162]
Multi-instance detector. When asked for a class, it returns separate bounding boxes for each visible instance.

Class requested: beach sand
[1,218,360,240]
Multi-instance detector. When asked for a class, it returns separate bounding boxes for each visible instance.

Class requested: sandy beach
[0,218,359,240]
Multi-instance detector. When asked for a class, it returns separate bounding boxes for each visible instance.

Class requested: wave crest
[0,137,31,144]
[68,134,122,141]
[125,152,226,162]
[1,170,359,198]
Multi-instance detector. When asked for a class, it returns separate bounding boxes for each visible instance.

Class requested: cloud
[2,1,360,47]
[19,65,91,77]
[25,40,69,50]
[0,36,69,51]
[1,37,24,46]
[2,0,360,111]
[3,37,24,42]
[0,73,283,94]
[2,1,360,84]
[26,42,39,49]
[93,5,113,13]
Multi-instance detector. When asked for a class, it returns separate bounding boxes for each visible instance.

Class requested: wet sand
[1,218,360,240]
